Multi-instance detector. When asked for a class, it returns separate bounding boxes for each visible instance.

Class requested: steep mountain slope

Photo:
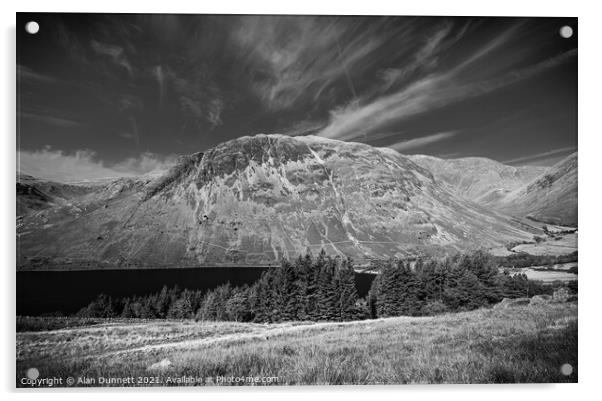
[409,153,577,226]
[497,153,577,226]
[17,135,538,269]
[17,174,98,216]
[408,155,547,207]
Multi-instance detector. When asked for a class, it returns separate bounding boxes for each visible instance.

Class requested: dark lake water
[17,267,376,316]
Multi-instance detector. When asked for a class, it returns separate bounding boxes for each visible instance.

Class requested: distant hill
[408,155,547,206]
[16,135,537,269]
[16,174,98,216]
[409,153,577,226]
[498,153,577,226]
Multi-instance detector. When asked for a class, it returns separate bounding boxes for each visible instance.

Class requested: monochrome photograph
[15,13,577,386]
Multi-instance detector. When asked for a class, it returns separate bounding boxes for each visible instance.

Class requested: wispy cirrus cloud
[376,22,464,93]
[17,148,176,183]
[232,17,473,113]
[90,40,134,77]
[54,20,90,66]
[389,131,459,152]
[502,146,576,165]
[233,16,394,110]
[319,45,577,143]
[166,67,225,130]
[281,120,325,136]
[17,65,62,85]
[17,15,576,170]
[152,65,165,106]
[19,112,83,128]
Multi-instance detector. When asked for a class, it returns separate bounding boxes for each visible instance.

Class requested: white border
[2,1,600,400]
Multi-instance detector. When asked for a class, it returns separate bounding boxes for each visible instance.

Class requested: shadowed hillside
[500,153,577,225]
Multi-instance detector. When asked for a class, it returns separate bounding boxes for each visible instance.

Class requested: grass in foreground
[17,302,577,386]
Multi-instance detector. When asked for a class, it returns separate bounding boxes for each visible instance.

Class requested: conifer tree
[250,273,270,323]
[372,259,398,317]
[167,289,194,319]
[309,250,327,320]
[398,262,422,315]
[280,259,299,321]
[338,257,360,320]
[121,298,134,318]
[295,254,311,320]
[155,285,171,318]
[196,291,218,321]
[225,285,252,321]
[317,256,339,320]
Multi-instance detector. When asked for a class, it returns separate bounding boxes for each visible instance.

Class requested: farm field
[488,228,577,258]
[512,233,577,256]
[517,265,578,282]
[17,301,577,386]
[503,262,578,283]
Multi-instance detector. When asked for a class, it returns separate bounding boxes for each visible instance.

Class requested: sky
[17,14,577,182]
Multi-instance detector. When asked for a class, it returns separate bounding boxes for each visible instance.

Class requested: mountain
[16,174,98,216]
[409,153,577,226]
[408,155,547,207]
[17,135,538,269]
[496,153,577,226]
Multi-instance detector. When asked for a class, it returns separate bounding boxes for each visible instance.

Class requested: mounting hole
[559,25,573,39]
[26,367,39,380]
[25,21,39,35]
[560,363,573,376]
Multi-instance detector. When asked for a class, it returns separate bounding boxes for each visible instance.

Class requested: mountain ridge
[17,134,538,269]
[408,154,548,205]
[409,152,577,226]
[498,152,577,225]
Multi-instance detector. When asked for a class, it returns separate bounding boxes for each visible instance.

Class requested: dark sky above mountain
[17,13,577,181]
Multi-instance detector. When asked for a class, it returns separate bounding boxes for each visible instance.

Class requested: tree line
[369,251,550,317]
[77,250,556,321]
[494,251,577,269]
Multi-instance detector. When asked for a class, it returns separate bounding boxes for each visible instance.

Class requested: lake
[17,267,376,316]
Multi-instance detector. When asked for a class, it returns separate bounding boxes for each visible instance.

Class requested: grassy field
[518,267,578,283]
[16,301,577,386]
[512,233,578,256]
